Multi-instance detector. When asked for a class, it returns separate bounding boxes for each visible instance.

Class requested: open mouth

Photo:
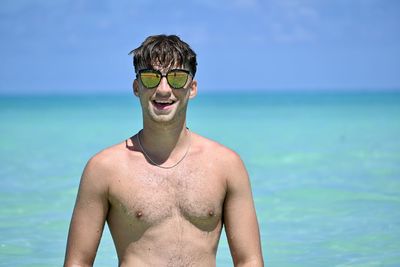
[152,100,176,110]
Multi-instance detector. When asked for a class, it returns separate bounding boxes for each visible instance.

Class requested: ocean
[1,91,399,266]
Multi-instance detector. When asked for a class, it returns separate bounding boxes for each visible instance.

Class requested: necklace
[137,128,191,169]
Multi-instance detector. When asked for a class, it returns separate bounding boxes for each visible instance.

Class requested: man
[64,34,263,266]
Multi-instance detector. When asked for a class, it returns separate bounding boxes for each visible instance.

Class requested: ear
[188,80,197,99]
[133,79,140,97]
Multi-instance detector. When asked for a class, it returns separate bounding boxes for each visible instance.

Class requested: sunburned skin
[100,133,227,266]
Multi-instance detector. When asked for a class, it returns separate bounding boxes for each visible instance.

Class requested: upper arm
[223,152,264,266]
[64,156,110,267]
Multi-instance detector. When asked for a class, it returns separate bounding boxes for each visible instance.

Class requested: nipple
[208,210,214,217]
[136,211,143,218]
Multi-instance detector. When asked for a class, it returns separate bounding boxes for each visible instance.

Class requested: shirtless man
[64,34,263,266]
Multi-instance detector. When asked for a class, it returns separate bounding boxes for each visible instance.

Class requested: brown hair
[129,34,197,77]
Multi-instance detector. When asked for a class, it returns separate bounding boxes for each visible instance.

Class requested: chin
[150,115,176,123]
[148,109,177,124]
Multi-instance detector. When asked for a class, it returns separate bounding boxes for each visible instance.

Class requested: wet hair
[129,34,197,77]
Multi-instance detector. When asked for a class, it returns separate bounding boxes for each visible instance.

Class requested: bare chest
[108,163,226,232]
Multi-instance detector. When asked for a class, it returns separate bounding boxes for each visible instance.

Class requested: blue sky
[0,0,399,94]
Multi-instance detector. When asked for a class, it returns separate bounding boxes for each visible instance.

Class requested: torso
[101,134,228,266]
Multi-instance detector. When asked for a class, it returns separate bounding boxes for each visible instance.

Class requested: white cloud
[256,0,320,44]
[233,0,259,9]
[269,22,315,43]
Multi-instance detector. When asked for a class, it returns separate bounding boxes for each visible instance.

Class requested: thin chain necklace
[137,128,191,169]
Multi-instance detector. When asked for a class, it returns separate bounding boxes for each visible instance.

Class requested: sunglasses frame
[136,68,192,89]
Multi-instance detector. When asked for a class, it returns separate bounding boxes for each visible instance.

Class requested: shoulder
[191,133,249,191]
[87,142,123,168]
[191,132,245,171]
[192,133,251,193]
[82,139,134,183]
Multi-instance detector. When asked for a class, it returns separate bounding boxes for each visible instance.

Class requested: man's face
[134,65,197,124]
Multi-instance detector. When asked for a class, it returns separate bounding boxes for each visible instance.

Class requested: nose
[155,76,172,96]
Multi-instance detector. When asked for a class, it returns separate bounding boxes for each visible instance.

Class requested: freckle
[136,211,143,218]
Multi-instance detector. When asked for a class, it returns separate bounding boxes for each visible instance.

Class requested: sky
[0,0,399,95]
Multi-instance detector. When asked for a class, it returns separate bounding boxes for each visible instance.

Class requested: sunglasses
[137,69,192,89]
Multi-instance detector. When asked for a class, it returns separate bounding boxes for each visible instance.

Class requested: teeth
[155,100,173,104]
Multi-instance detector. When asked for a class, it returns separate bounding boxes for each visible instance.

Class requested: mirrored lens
[140,72,161,88]
[167,70,189,89]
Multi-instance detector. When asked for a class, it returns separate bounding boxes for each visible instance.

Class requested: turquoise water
[1,91,400,266]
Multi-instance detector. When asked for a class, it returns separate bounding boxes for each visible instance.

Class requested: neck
[139,120,189,164]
